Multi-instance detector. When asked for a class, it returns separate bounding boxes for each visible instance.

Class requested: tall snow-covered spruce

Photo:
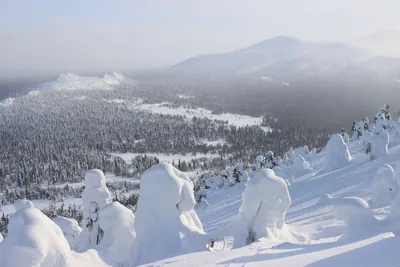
[127,162,206,266]
[233,168,292,247]
[323,134,352,173]
[75,169,111,252]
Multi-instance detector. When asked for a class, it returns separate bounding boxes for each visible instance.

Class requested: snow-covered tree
[369,130,389,160]
[75,169,111,252]
[290,154,313,178]
[323,134,352,172]
[318,194,377,241]
[128,163,206,266]
[13,198,34,211]
[233,169,291,247]
[97,202,136,266]
[371,165,398,208]
[340,128,350,143]
[53,216,82,249]
[0,207,73,267]
[255,155,265,170]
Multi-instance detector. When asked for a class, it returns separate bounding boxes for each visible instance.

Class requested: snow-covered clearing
[130,101,272,130]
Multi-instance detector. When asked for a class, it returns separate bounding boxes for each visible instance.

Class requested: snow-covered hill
[34,71,136,92]
[172,36,400,80]
[147,139,400,266]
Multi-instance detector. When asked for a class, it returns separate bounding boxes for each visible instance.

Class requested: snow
[0,207,109,267]
[112,152,221,164]
[323,134,353,173]
[131,101,272,130]
[232,169,292,248]
[369,130,389,160]
[35,71,135,92]
[97,202,136,266]
[371,164,398,208]
[13,198,34,211]
[75,169,112,252]
[0,207,74,267]
[128,162,206,266]
[53,216,82,249]
[0,97,16,107]
[200,138,227,146]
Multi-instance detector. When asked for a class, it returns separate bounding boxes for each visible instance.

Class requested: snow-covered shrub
[53,216,82,249]
[319,194,377,241]
[75,169,111,252]
[371,165,398,208]
[323,134,352,172]
[127,163,206,266]
[0,233,2,243]
[97,202,136,266]
[0,207,74,267]
[233,169,291,247]
[13,198,34,211]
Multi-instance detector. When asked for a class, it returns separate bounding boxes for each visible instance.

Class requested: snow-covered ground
[130,101,272,130]
[112,152,222,164]
[143,139,400,266]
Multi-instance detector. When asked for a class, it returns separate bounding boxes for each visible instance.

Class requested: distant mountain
[172,36,400,81]
[357,28,400,58]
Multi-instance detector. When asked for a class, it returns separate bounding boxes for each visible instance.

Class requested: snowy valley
[1,79,400,266]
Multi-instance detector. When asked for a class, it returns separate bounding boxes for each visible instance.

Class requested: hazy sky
[1,0,400,78]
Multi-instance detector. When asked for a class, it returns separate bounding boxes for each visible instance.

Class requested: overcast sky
[1,0,400,78]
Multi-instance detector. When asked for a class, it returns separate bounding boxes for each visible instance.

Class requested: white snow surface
[131,101,271,130]
[371,164,398,208]
[142,131,400,267]
[35,71,135,92]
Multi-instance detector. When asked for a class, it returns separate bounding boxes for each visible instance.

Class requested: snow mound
[371,164,398,208]
[53,216,82,249]
[323,134,353,172]
[319,194,379,241]
[13,198,34,211]
[233,169,292,247]
[127,162,206,266]
[36,71,135,92]
[75,169,112,252]
[290,154,313,177]
[0,207,74,267]
[97,202,136,266]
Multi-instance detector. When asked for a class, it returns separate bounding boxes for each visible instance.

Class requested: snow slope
[145,139,400,266]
